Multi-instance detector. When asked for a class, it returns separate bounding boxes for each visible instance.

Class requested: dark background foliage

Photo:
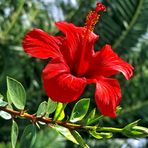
[0,0,148,147]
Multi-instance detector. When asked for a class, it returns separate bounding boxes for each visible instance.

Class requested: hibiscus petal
[55,21,98,73]
[22,28,62,59]
[42,58,86,103]
[55,21,83,58]
[87,44,134,80]
[42,58,69,79]
[95,77,121,117]
[55,22,98,52]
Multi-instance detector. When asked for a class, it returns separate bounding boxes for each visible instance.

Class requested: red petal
[22,28,62,59]
[42,58,86,103]
[55,21,83,59]
[87,44,134,80]
[42,58,69,79]
[95,77,121,117]
[55,21,98,73]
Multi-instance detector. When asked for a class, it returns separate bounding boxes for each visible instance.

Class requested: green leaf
[37,99,57,118]
[53,103,66,121]
[84,108,96,125]
[36,101,47,116]
[122,120,148,138]
[7,90,12,105]
[89,130,113,139]
[0,93,4,100]
[89,130,102,139]
[86,115,103,126]
[11,120,19,148]
[7,77,26,110]
[0,99,8,107]
[46,98,57,115]
[20,124,36,148]
[116,106,122,114]
[53,125,78,144]
[97,0,148,51]
[33,128,65,148]
[132,126,148,137]
[0,111,11,120]
[70,98,90,123]
[71,130,89,148]
[123,120,140,132]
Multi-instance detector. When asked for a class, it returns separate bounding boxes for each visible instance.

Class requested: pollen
[85,2,106,32]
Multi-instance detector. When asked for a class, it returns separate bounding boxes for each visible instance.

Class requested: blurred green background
[0,0,148,147]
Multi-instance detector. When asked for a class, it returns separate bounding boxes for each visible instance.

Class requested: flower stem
[97,127,123,133]
[0,106,123,133]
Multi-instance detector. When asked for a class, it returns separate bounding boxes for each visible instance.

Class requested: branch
[1,105,148,139]
[0,106,122,132]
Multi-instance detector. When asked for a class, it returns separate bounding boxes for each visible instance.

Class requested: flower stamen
[85,2,106,32]
[77,3,106,77]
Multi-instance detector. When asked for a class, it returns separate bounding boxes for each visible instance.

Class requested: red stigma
[95,2,106,13]
[85,2,106,32]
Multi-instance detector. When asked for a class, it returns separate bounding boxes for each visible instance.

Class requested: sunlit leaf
[53,125,78,144]
[84,108,96,125]
[70,98,90,123]
[122,120,147,138]
[53,103,66,121]
[0,98,8,107]
[71,130,89,148]
[7,77,26,110]
[20,124,36,148]
[0,110,11,120]
[7,90,12,105]
[11,120,19,148]
[132,126,148,137]
[89,130,113,139]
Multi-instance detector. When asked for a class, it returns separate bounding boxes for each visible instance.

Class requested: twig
[0,106,123,132]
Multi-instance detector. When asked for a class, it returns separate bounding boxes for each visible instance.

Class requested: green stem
[112,0,143,49]
[0,106,123,133]
[97,127,123,133]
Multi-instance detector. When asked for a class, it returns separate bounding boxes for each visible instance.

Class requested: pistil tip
[84,2,106,32]
[95,2,106,13]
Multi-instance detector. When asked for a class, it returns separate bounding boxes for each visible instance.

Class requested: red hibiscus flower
[22,3,134,117]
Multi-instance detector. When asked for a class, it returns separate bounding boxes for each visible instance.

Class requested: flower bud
[122,120,148,138]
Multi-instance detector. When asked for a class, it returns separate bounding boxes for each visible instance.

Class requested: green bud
[116,106,122,114]
[122,120,148,138]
